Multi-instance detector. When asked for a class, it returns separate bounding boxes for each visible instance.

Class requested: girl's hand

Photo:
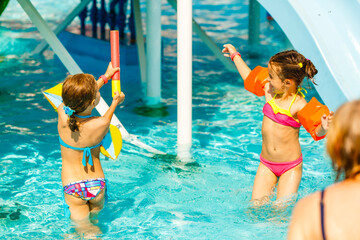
[222,44,238,57]
[321,111,334,131]
[105,62,120,80]
[112,91,125,106]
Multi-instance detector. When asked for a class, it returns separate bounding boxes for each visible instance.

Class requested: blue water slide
[257,0,360,110]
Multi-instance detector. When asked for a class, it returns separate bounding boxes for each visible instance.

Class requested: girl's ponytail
[269,50,318,88]
[68,114,79,132]
[304,59,318,85]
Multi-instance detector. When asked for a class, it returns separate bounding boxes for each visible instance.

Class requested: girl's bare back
[58,104,109,186]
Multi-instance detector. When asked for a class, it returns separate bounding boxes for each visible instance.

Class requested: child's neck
[277,85,298,100]
[77,105,94,116]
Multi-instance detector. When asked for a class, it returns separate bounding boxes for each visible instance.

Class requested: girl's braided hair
[62,74,97,132]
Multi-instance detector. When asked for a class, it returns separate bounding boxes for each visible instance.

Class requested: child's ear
[92,99,95,106]
[285,79,293,87]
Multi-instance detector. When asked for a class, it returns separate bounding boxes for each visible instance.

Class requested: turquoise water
[0,0,335,239]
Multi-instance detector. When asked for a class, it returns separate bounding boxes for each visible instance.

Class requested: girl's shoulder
[73,116,110,143]
[293,95,307,113]
[87,116,110,127]
[83,116,111,136]
[79,116,105,131]
[288,190,322,236]
[57,103,68,127]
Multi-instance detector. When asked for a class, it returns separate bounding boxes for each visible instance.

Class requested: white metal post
[167,0,235,73]
[133,0,146,86]
[177,0,192,159]
[146,0,162,106]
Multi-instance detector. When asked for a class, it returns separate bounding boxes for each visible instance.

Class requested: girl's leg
[88,187,106,226]
[252,162,278,202]
[64,194,90,221]
[64,194,102,236]
[88,187,106,215]
[276,162,303,200]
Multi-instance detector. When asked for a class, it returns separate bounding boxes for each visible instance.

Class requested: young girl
[59,62,125,222]
[288,100,360,240]
[222,44,333,203]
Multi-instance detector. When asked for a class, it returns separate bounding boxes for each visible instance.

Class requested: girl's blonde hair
[326,100,360,180]
[269,50,318,88]
[62,74,97,132]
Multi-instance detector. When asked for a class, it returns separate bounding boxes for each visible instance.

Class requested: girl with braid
[58,62,124,224]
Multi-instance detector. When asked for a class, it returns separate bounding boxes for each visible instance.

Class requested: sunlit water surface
[0,0,334,239]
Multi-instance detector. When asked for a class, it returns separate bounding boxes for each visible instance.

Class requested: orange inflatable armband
[244,66,269,97]
[298,97,330,141]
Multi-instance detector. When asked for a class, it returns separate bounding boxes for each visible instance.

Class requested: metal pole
[249,0,260,45]
[32,0,92,55]
[177,0,192,159]
[167,0,236,73]
[146,0,162,106]
[133,0,146,86]
[90,0,98,38]
[17,0,82,74]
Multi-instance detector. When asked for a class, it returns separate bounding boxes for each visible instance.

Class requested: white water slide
[257,0,360,110]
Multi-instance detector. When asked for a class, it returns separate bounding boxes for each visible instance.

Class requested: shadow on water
[133,105,169,118]
[151,153,201,174]
[0,202,23,221]
[0,89,15,103]
[152,153,184,163]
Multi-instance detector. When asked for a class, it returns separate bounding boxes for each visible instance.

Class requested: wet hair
[326,100,360,181]
[62,74,97,132]
[268,50,318,88]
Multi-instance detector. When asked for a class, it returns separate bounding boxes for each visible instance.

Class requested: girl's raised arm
[102,91,125,122]
[222,44,251,80]
[92,91,125,138]
[97,62,120,89]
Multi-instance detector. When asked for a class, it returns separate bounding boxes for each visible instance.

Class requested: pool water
[0,0,335,239]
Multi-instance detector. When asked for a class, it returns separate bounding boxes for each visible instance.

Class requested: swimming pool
[0,0,335,239]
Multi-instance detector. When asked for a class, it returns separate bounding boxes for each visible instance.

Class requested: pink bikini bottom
[260,154,303,177]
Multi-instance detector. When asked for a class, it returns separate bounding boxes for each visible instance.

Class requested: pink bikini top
[263,91,302,128]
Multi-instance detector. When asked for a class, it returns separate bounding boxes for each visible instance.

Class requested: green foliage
[0,0,10,16]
